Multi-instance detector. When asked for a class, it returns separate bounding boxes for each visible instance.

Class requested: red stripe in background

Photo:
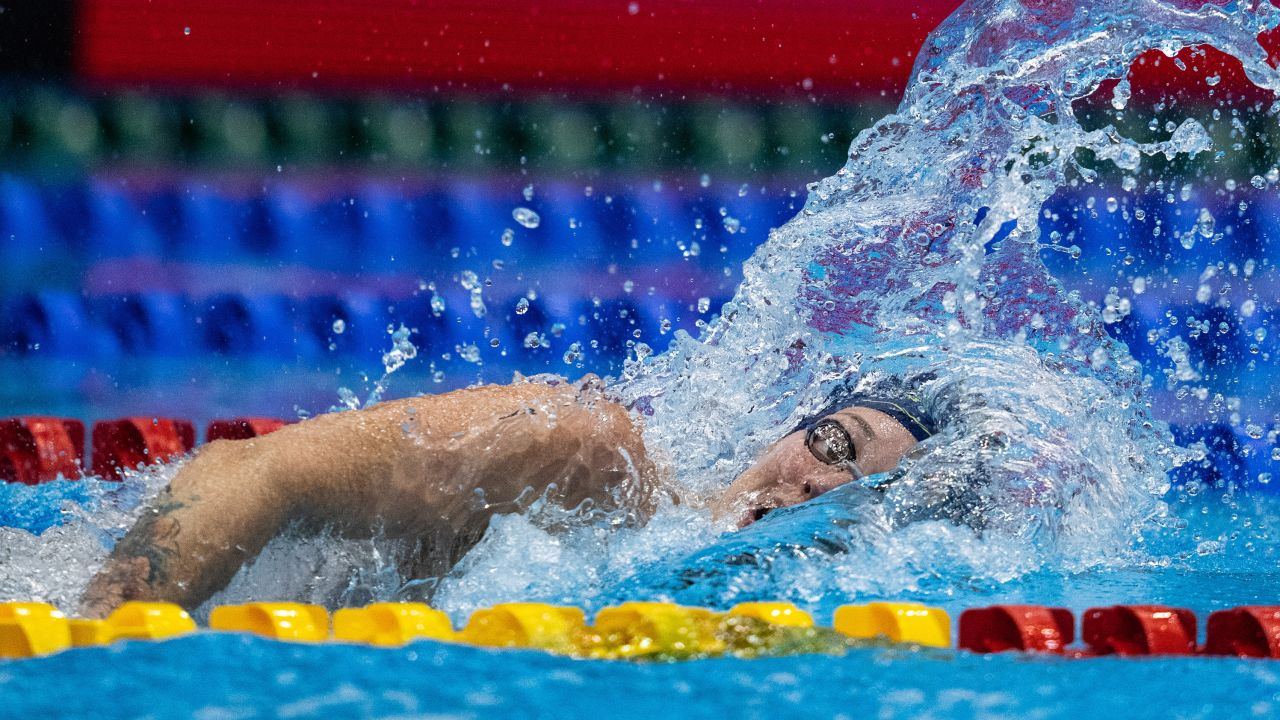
[76,0,962,98]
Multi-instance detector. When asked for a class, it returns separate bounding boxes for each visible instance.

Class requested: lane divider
[834,601,950,648]
[3,600,1276,661]
[0,416,289,484]
[70,602,197,647]
[91,418,196,481]
[0,418,84,486]
[208,603,328,642]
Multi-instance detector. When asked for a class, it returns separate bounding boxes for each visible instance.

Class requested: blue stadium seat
[536,181,604,262]
[261,184,355,269]
[1169,423,1249,489]
[1237,191,1278,260]
[69,180,164,260]
[299,293,393,361]
[392,291,462,360]
[0,176,59,269]
[176,184,246,262]
[598,185,686,266]
[498,292,554,363]
[0,291,93,357]
[199,293,297,357]
[558,297,653,374]
[446,180,516,260]
[353,183,422,273]
[636,294,704,343]
[712,187,775,265]
[88,292,194,356]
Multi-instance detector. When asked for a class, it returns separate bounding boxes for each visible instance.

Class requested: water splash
[615,0,1280,557]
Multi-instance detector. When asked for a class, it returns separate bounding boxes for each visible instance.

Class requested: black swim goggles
[804,418,866,481]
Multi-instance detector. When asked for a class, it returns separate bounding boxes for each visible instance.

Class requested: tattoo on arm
[111,495,186,587]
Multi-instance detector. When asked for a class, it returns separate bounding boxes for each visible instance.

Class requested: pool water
[3,564,1279,720]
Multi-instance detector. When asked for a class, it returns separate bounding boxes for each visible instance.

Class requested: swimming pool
[6,0,1280,717]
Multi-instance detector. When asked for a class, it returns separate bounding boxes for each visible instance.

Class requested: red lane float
[1204,606,1280,659]
[91,418,195,480]
[958,605,1074,654]
[1081,605,1197,656]
[0,417,85,485]
[206,418,289,442]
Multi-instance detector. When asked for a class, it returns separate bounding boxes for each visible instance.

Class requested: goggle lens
[805,419,855,466]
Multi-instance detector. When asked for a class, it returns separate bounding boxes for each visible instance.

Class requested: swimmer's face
[712,406,920,528]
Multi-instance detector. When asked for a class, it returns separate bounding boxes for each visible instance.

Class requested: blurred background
[0,0,1276,489]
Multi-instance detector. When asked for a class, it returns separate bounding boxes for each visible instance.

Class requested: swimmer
[79,377,934,617]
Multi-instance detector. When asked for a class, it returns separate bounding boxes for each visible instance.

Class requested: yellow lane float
[69,601,195,647]
[0,602,71,659]
[209,602,329,642]
[587,602,724,659]
[833,601,951,648]
[0,599,958,660]
[333,603,455,646]
[460,603,586,652]
[730,601,814,627]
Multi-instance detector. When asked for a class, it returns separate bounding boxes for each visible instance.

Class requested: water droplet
[430,293,445,316]
[1105,197,1118,213]
[514,298,530,315]
[1205,73,1221,86]
[563,342,584,364]
[1110,78,1130,110]
[501,228,515,246]
[513,207,541,229]
[522,184,534,202]
[738,184,749,197]
[697,297,711,313]
[627,1,640,15]
[1196,208,1215,238]
[489,338,500,348]
[458,343,481,364]
[722,216,741,233]
[331,318,346,334]
[183,26,191,36]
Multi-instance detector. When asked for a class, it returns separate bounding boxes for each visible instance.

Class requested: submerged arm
[79,380,656,616]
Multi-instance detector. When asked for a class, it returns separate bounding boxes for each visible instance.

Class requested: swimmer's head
[712,401,928,528]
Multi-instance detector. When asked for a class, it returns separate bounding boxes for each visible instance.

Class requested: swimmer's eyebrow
[833,409,876,441]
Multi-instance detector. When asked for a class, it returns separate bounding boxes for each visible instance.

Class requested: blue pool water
[3,625,1279,720]
[7,0,1280,717]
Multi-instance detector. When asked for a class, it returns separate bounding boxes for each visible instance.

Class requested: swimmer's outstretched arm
[79,379,656,617]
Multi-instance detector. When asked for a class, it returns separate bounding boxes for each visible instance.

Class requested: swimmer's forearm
[277,380,657,535]
[81,380,655,615]
[80,438,288,616]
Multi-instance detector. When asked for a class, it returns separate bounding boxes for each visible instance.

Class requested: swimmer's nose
[739,505,775,528]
